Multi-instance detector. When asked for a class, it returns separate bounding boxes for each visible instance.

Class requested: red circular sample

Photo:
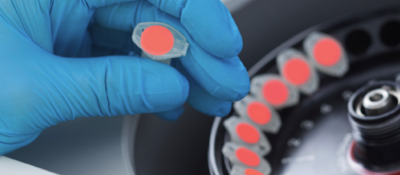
[236,123,260,144]
[246,102,272,125]
[283,58,311,85]
[262,79,289,106]
[313,38,342,66]
[245,169,264,175]
[141,25,174,56]
[235,147,260,167]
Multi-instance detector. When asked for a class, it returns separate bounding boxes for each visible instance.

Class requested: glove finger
[94,1,250,102]
[154,106,184,121]
[147,0,242,58]
[49,0,136,57]
[180,43,249,102]
[94,1,138,32]
[6,55,190,129]
[172,59,232,117]
[94,0,242,58]
[85,0,138,8]
[59,55,189,119]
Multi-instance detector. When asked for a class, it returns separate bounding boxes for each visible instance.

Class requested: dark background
[134,0,400,175]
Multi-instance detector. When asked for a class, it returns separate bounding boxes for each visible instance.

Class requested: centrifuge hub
[348,81,400,173]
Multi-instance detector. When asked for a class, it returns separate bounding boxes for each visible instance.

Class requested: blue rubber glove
[0,0,250,155]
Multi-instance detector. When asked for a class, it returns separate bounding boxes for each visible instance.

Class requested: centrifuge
[210,1,400,175]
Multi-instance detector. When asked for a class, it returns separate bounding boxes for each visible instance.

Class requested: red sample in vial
[282,58,311,86]
[262,80,289,106]
[141,25,174,56]
[313,38,342,66]
[236,123,260,144]
[246,102,272,125]
[245,168,264,175]
[235,147,261,167]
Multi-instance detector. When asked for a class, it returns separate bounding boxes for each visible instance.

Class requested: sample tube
[132,22,189,64]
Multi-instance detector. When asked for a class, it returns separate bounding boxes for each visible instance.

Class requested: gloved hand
[0,0,249,155]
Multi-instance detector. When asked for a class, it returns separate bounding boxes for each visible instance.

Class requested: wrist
[0,131,41,155]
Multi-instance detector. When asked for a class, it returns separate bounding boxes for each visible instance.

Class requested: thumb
[17,55,190,130]
[0,54,189,155]
[53,55,189,121]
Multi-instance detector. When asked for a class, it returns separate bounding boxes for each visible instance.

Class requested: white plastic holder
[141,52,172,65]
[234,96,281,134]
[231,165,271,175]
[222,142,272,175]
[132,22,189,62]
[224,116,272,155]
[304,32,349,77]
[277,48,319,95]
[250,74,299,109]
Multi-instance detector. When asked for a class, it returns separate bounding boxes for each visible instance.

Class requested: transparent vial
[224,116,272,155]
[132,22,189,62]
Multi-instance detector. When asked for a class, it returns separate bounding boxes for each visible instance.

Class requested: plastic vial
[277,48,319,95]
[250,74,299,109]
[304,32,348,77]
[234,96,281,134]
[231,165,270,175]
[224,116,272,155]
[222,142,272,175]
[132,22,189,64]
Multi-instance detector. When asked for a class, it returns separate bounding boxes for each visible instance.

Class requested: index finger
[144,0,243,59]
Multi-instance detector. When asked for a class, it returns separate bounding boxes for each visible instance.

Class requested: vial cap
[262,80,289,106]
[236,123,260,144]
[235,147,261,167]
[245,168,264,175]
[313,38,342,66]
[141,25,174,56]
[282,58,311,85]
[246,102,272,125]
